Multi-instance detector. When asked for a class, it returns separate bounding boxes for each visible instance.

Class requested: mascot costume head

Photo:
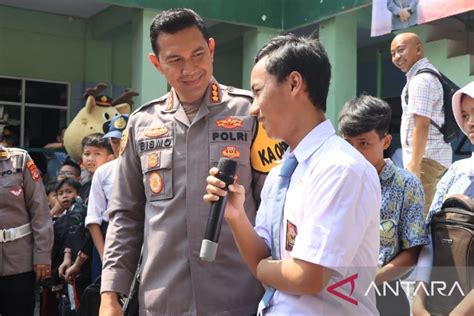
[63,83,137,161]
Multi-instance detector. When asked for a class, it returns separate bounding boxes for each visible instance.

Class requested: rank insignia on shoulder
[120,130,129,155]
[0,150,7,159]
[221,146,240,159]
[148,172,163,194]
[166,90,174,111]
[215,117,244,129]
[144,126,168,138]
[210,82,221,103]
[251,122,288,173]
[26,160,41,181]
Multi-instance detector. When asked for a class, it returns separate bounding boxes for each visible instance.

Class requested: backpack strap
[405,68,444,133]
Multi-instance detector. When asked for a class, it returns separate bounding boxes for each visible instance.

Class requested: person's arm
[387,0,402,15]
[205,170,270,277]
[23,154,54,280]
[50,199,63,217]
[101,120,145,312]
[58,248,72,280]
[86,165,108,260]
[65,250,89,282]
[376,247,421,285]
[411,242,433,316]
[257,257,329,295]
[407,114,430,177]
[407,0,419,13]
[89,223,105,260]
[450,290,474,316]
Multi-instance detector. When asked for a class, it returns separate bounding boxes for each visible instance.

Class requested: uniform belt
[0,223,32,243]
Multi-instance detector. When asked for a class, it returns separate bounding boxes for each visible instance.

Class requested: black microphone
[200,158,238,262]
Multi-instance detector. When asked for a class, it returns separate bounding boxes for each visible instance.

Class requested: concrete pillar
[130,9,167,108]
[242,27,280,89]
[319,11,358,126]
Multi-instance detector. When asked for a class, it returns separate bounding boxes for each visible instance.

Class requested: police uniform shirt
[0,145,53,276]
[101,80,285,315]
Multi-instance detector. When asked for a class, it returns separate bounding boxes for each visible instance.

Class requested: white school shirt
[255,120,381,315]
[85,159,117,226]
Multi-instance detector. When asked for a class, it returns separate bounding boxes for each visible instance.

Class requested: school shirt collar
[283,119,336,164]
[379,158,396,182]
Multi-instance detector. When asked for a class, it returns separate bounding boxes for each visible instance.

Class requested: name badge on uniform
[286,220,298,251]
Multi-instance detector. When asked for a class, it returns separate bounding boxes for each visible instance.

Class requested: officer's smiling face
[152,26,215,105]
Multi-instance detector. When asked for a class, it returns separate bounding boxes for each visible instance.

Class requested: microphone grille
[217,158,238,176]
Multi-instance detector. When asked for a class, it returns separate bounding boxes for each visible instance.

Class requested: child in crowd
[412,82,474,316]
[40,178,83,315]
[84,115,128,280]
[78,133,114,203]
[338,95,429,315]
[61,133,115,291]
[57,159,81,183]
[45,182,58,209]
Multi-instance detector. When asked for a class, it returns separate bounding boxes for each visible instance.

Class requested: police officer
[100,8,284,316]
[0,144,53,316]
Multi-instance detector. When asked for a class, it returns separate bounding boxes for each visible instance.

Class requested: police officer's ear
[208,38,216,60]
[148,53,161,71]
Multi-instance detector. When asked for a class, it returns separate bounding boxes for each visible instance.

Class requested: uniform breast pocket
[0,173,23,200]
[209,143,250,169]
[140,149,173,201]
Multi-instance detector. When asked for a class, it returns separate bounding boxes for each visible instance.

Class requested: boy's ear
[383,134,392,150]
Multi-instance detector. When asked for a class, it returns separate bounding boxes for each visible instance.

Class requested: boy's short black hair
[338,95,392,139]
[255,34,331,112]
[81,133,113,155]
[60,158,81,177]
[56,178,81,194]
[45,182,57,195]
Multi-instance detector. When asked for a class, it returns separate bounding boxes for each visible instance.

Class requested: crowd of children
[39,115,128,316]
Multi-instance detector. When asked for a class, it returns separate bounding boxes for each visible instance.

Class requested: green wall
[0,5,132,86]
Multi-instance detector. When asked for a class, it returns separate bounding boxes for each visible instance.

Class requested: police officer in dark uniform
[100,8,284,316]
[0,144,53,316]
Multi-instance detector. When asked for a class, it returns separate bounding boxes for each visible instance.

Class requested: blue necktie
[258,155,298,314]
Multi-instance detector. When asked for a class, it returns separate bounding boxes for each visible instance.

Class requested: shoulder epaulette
[7,148,27,172]
[132,94,168,115]
[226,86,253,100]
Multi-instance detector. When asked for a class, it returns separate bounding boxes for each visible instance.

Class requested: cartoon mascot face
[63,83,137,161]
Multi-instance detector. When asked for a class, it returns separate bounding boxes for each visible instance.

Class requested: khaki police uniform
[102,80,286,315]
[0,145,53,315]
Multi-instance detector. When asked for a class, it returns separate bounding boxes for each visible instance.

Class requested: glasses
[57,171,76,177]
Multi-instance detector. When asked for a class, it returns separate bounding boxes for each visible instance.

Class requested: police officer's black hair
[55,178,81,194]
[81,133,113,155]
[150,8,209,55]
[338,94,392,139]
[60,158,81,177]
[255,34,331,112]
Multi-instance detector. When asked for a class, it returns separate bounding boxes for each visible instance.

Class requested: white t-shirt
[85,159,118,226]
[255,120,381,315]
